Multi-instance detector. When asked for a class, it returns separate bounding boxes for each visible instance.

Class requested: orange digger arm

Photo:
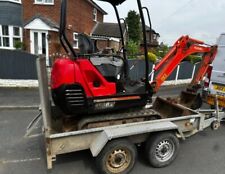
[187,46,217,92]
[152,35,217,92]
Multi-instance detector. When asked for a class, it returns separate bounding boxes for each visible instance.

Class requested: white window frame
[0,25,22,49]
[93,8,97,22]
[34,0,54,5]
[0,0,21,4]
[1,25,10,48]
[12,26,22,48]
[73,32,79,49]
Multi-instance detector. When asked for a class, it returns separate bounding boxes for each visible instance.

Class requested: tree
[126,10,141,44]
[127,40,139,59]
[153,42,169,59]
[185,54,202,64]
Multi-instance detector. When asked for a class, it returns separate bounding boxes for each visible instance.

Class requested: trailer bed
[36,57,225,170]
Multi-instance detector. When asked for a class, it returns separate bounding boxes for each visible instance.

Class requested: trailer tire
[211,120,220,130]
[145,132,179,168]
[96,139,137,174]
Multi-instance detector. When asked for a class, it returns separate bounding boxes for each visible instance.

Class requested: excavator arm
[152,35,217,93]
[187,46,217,92]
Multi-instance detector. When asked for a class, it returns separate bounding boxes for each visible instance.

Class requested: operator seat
[78,33,96,54]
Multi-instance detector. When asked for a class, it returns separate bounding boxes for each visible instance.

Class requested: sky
[93,0,225,45]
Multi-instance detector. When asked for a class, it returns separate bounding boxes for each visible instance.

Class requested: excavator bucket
[153,97,197,118]
[179,91,203,110]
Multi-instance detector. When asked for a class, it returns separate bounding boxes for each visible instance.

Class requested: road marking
[1,158,41,164]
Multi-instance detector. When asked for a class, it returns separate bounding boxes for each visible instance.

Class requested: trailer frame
[36,57,225,170]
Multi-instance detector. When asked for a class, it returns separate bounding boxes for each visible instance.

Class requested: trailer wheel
[145,132,179,168]
[211,120,220,130]
[96,139,137,174]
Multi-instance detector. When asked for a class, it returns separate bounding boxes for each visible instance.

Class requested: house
[145,25,160,47]
[91,22,127,52]
[0,0,23,50]
[22,0,107,65]
[91,23,160,52]
[0,0,107,65]
[139,25,160,51]
[0,0,160,65]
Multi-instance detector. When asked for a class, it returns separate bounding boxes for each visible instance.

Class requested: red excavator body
[51,56,149,115]
[51,58,116,97]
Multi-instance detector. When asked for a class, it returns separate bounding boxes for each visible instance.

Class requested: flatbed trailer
[37,57,225,174]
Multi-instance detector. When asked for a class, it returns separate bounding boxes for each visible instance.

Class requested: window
[93,8,97,21]
[73,32,79,49]
[13,27,21,47]
[34,0,54,5]
[2,26,10,47]
[0,25,22,49]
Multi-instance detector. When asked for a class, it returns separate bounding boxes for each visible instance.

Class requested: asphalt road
[0,85,186,107]
[0,88,39,107]
[0,86,225,174]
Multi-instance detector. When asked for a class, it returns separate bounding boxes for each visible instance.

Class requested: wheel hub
[106,149,131,173]
[155,140,175,162]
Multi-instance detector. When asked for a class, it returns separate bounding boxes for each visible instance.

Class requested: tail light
[204,65,212,87]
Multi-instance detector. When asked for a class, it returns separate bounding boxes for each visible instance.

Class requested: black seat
[123,79,146,94]
[78,33,96,54]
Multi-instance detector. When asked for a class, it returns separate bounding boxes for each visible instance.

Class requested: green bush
[153,43,169,59]
[127,40,139,59]
[185,55,202,64]
[147,52,157,63]
[14,41,24,50]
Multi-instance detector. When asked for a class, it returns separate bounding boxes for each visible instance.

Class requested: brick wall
[96,39,109,51]
[23,0,104,55]
[109,40,120,51]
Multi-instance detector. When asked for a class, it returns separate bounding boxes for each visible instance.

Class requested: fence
[0,49,37,80]
[0,50,199,84]
[128,59,200,83]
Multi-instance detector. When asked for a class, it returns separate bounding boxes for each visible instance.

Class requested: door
[30,30,49,66]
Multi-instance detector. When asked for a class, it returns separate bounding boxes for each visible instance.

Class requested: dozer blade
[179,91,202,110]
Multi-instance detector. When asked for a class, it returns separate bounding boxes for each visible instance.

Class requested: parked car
[203,33,225,108]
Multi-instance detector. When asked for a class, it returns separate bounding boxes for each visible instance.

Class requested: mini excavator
[51,0,217,118]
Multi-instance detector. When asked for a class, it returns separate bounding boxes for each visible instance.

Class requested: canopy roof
[97,0,126,6]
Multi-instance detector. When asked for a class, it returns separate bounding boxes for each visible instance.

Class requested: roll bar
[59,0,150,91]
[97,0,150,91]
[97,0,126,6]
[137,0,149,91]
[60,0,77,58]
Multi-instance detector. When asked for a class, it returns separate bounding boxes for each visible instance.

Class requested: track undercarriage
[51,97,197,132]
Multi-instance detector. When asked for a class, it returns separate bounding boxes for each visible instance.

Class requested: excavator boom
[152,35,217,93]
